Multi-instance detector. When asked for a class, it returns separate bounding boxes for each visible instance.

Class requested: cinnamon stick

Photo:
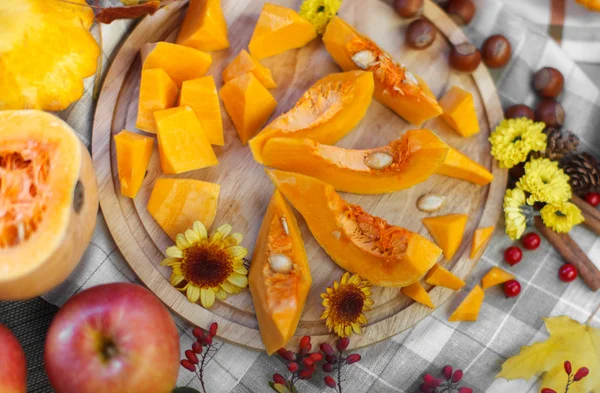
[534,216,600,291]
[571,195,600,236]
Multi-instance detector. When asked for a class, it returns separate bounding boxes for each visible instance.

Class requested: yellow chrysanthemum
[540,202,584,233]
[161,221,248,308]
[503,188,530,240]
[489,118,547,168]
[320,272,373,338]
[299,0,342,35]
[516,158,572,205]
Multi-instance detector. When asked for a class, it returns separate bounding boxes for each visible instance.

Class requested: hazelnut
[446,0,476,25]
[504,104,534,120]
[481,35,511,68]
[449,42,481,73]
[394,0,424,18]
[535,100,565,127]
[405,18,437,49]
[533,67,564,98]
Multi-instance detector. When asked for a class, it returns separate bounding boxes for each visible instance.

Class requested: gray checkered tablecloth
[7,0,600,392]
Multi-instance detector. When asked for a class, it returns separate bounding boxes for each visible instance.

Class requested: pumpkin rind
[114,130,154,198]
[249,191,311,354]
[267,169,442,287]
[436,147,493,185]
[261,129,448,194]
[179,76,224,146]
[0,110,98,299]
[0,0,100,110]
[142,42,212,87]
[176,0,230,51]
[222,50,277,89]
[422,214,468,260]
[448,285,484,322]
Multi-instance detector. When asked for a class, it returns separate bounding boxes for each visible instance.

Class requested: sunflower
[299,0,342,35]
[161,221,248,308]
[516,157,572,205]
[321,272,373,337]
[540,202,585,233]
[489,118,546,168]
[503,188,533,240]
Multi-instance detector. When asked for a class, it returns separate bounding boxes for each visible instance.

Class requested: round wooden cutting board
[92,0,507,351]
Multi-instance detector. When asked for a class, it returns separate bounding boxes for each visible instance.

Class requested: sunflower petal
[216,288,228,300]
[227,273,248,288]
[193,221,208,240]
[166,246,183,258]
[227,246,248,258]
[352,322,362,334]
[200,288,216,308]
[224,233,243,247]
[161,257,181,266]
[234,266,248,275]
[220,281,236,293]
[186,285,200,303]
[170,273,185,286]
[185,229,200,244]
[176,234,191,249]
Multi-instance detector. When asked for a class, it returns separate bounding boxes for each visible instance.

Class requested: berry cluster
[271,336,323,392]
[420,365,472,393]
[541,360,589,393]
[180,322,219,393]
[320,337,361,391]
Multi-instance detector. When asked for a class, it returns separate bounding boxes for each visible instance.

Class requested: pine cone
[545,128,579,160]
[562,153,600,196]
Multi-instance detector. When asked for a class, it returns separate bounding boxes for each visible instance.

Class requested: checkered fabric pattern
[35,0,600,392]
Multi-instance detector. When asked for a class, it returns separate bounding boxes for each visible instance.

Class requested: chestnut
[446,0,476,25]
[394,0,424,18]
[405,18,437,49]
[505,104,534,120]
[481,35,511,68]
[535,100,565,127]
[449,42,481,73]
[533,67,564,98]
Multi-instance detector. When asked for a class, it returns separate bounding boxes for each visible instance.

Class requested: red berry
[423,373,436,383]
[451,369,463,382]
[559,263,578,282]
[300,336,311,347]
[503,279,521,298]
[443,365,453,380]
[287,362,299,373]
[324,375,337,388]
[574,367,589,381]
[302,357,314,367]
[420,385,434,393]
[201,336,213,346]
[323,363,334,373]
[504,246,522,265]
[326,355,338,364]
[346,353,361,364]
[585,192,600,207]
[273,373,286,385]
[298,369,313,379]
[336,337,350,351]
[192,327,205,339]
[564,360,572,375]
[521,233,541,250]
[320,343,335,356]
[192,341,203,354]
[309,352,323,362]
[185,350,199,364]
[541,389,557,393]
[209,322,218,337]
[277,348,288,358]
[458,388,474,393]
[180,359,196,372]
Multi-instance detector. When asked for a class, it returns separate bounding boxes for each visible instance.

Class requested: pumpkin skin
[261,129,448,194]
[0,0,99,110]
[249,191,311,354]
[0,110,98,300]
[267,169,442,287]
[249,71,374,163]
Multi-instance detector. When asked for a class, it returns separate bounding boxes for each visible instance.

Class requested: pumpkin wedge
[436,147,493,185]
[401,281,434,308]
[481,267,514,290]
[142,42,212,86]
[439,86,480,138]
[470,226,495,258]
[0,110,98,300]
[261,129,448,194]
[176,0,229,51]
[448,285,484,322]
[323,17,442,125]
[222,50,277,89]
[248,3,317,60]
[249,191,311,355]
[267,170,442,287]
[179,76,224,146]
[114,130,154,198]
[136,69,179,134]
[250,71,374,163]
[422,214,468,260]
[425,264,465,290]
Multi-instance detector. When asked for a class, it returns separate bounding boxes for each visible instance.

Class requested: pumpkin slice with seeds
[261,129,448,194]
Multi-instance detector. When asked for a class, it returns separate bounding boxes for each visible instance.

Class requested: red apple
[0,324,26,393]
[45,283,180,393]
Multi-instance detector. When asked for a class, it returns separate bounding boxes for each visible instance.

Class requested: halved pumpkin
[470,226,495,259]
[422,214,468,260]
[249,190,311,354]
[425,264,465,290]
[179,76,224,146]
[222,50,277,89]
[0,110,98,300]
[436,147,493,185]
[267,169,442,287]
[261,129,448,194]
[142,42,212,87]
[114,130,154,198]
[401,281,434,308]
[176,0,230,51]
[323,17,442,125]
[448,285,484,322]
[249,70,374,163]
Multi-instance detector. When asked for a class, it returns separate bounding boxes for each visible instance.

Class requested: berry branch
[541,361,589,393]
[420,365,472,393]
[271,336,323,393]
[180,322,219,393]
[320,337,361,392]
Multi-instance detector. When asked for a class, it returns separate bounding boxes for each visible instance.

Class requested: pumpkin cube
[248,3,317,60]
[439,86,480,137]
[220,73,277,144]
[448,285,484,322]
[481,267,515,290]
[136,69,178,133]
[153,106,218,174]
[470,226,495,258]
[436,147,494,185]
[114,130,154,198]
[401,281,434,308]
[422,213,469,260]
[143,42,212,86]
[425,264,466,290]
[222,50,277,89]
[176,0,229,51]
[179,76,224,146]
[147,178,220,240]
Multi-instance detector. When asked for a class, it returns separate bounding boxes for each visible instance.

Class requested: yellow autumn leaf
[497,316,600,393]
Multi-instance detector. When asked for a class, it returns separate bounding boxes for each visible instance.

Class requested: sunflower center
[182,243,234,288]
[330,286,365,323]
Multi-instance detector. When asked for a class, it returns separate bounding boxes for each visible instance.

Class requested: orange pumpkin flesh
[425,264,465,290]
[436,147,493,185]
[249,191,311,354]
[401,281,434,308]
[267,169,442,287]
[448,285,484,322]
[323,17,442,125]
[136,69,179,134]
[481,267,514,290]
[176,0,229,51]
[249,71,374,164]
[261,129,448,194]
[142,42,212,87]
[222,50,277,89]
[114,130,154,198]
[179,76,224,146]
[422,214,468,260]
[470,226,495,259]
[0,110,98,300]
[439,86,480,138]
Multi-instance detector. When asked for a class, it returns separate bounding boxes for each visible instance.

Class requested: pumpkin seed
[268,254,293,274]
[365,151,393,170]
[280,217,289,236]
[417,194,445,213]
[351,50,377,69]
